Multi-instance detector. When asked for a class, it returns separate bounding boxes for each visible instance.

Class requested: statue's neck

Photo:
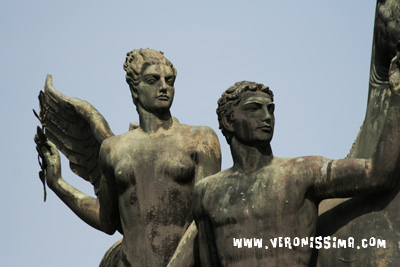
[230,138,273,173]
[137,105,173,133]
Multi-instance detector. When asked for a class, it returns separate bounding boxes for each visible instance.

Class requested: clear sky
[1,1,376,266]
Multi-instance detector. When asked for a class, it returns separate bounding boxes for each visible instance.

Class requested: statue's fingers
[45,139,56,151]
[44,140,60,158]
[34,135,46,158]
[36,126,47,140]
[40,146,50,159]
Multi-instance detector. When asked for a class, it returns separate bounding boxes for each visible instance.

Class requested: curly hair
[123,48,177,105]
[217,81,274,144]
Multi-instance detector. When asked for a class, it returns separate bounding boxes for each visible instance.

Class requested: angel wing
[35,74,114,195]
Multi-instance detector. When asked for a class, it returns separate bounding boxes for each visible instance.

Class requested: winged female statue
[34,48,221,266]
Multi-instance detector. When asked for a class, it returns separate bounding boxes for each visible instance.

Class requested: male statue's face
[229,91,275,145]
[135,64,175,113]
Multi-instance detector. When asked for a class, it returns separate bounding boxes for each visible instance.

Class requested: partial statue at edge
[316,0,400,266]
[34,48,221,266]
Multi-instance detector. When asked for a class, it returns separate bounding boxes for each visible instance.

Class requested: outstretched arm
[35,135,119,235]
[314,49,400,199]
[34,75,119,234]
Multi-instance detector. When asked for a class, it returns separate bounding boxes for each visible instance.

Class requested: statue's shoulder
[101,130,140,152]
[196,169,229,188]
[273,156,328,166]
[176,120,216,135]
[174,118,220,147]
[193,125,218,138]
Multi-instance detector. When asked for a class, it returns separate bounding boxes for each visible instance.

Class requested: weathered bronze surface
[34,49,221,266]
[315,1,400,266]
[34,2,400,265]
[192,62,400,265]
[169,3,400,265]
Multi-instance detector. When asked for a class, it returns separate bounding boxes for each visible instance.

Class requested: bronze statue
[192,65,400,266]
[34,48,221,266]
[316,1,400,266]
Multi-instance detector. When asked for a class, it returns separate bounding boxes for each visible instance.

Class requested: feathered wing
[36,74,114,195]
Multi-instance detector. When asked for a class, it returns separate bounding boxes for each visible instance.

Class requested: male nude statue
[193,60,400,266]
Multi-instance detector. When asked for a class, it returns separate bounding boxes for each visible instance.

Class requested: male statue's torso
[197,156,328,266]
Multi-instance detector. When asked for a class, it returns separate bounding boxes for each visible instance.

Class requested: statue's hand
[389,41,400,95]
[34,127,61,190]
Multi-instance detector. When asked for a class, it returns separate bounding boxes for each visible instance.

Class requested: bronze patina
[34,49,221,266]
[316,1,400,266]
[192,69,400,266]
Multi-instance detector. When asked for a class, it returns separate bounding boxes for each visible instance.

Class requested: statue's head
[123,49,177,111]
[217,81,275,145]
[375,0,400,68]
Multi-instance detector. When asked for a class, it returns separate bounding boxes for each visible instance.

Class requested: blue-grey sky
[1,1,376,266]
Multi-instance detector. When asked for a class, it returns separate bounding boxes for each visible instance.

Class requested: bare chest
[109,133,197,259]
[204,170,317,235]
[112,133,197,192]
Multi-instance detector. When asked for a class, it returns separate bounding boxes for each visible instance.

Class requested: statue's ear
[222,114,234,133]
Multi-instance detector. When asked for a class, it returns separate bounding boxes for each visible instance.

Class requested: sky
[1,1,377,266]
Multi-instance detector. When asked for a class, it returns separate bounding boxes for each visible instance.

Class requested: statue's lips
[258,126,272,132]
[157,95,169,101]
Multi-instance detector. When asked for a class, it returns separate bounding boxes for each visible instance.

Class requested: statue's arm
[193,183,220,267]
[195,217,219,267]
[97,138,120,234]
[167,221,197,267]
[193,126,222,184]
[36,136,119,235]
[168,127,221,267]
[313,50,400,199]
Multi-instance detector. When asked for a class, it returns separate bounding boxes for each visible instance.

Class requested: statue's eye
[268,105,275,114]
[143,75,159,84]
[146,78,157,84]
[243,103,260,112]
[166,77,175,86]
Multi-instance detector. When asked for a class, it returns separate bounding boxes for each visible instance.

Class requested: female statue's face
[136,64,176,114]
